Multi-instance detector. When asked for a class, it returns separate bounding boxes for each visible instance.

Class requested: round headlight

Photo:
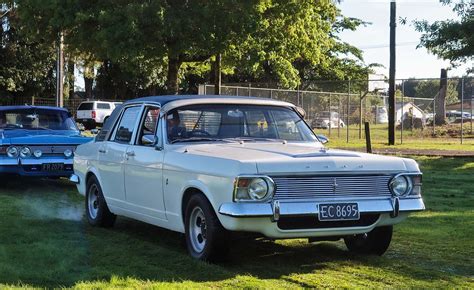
[64,149,73,158]
[33,149,43,158]
[390,175,411,196]
[19,146,31,158]
[248,178,269,200]
[7,146,19,158]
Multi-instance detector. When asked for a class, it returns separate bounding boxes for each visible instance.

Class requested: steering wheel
[189,129,211,137]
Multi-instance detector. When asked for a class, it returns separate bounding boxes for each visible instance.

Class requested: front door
[97,105,143,207]
[124,106,166,220]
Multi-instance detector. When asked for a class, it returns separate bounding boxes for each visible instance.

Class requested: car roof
[126,95,295,110]
[0,105,69,112]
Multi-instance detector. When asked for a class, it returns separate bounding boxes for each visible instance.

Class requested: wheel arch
[181,186,214,225]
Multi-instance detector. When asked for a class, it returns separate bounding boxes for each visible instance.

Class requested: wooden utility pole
[214,53,221,95]
[388,1,396,145]
[56,32,64,107]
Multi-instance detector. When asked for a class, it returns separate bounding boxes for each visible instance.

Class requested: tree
[0,1,56,99]
[414,0,473,72]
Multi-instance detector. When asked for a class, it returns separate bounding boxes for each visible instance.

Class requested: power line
[359,41,419,49]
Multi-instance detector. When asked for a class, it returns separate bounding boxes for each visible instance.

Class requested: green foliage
[414,1,473,71]
[414,79,459,105]
[0,2,56,98]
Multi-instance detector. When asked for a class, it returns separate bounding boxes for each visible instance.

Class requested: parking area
[0,156,472,288]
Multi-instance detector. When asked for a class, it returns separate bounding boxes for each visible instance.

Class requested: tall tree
[415,0,473,72]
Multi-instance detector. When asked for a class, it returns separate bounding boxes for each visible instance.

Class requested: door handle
[126,151,135,157]
[98,149,106,153]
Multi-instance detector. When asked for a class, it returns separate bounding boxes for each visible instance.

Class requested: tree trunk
[435,69,447,125]
[84,65,94,99]
[67,60,75,99]
[166,55,182,95]
[214,53,221,95]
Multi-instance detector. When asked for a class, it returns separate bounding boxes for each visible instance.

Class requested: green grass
[316,124,474,151]
[0,157,473,288]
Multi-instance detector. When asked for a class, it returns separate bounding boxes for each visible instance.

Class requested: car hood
[0,130,93,145]
[180,142,418,174]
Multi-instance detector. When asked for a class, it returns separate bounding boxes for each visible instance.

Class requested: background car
[311,111,345,129]
[76,101,122,130]
[0,105,92,177]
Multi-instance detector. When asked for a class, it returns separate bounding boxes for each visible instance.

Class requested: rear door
[123,105,166,220]
[97,105,143,207]
[96,102,112,123]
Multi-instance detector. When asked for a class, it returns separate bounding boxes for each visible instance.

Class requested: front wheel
[344,226,393,256]
[86,176,116,227]
[184,194,229,262]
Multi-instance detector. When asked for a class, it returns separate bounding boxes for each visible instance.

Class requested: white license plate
[318,203,360,221]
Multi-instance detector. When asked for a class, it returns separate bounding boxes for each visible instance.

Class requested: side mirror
[317,134,329,144]
[296,107,306,119]
[142,134,157,146]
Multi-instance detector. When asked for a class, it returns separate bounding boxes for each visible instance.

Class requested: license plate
[318,203,360,221]
[42,163,64,171]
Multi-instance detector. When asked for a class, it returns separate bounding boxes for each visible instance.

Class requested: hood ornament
[333,178,338,193]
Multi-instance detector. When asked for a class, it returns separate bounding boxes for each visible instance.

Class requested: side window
[137,106,160,146]
[113,106,142,144]
[97,103,111,109]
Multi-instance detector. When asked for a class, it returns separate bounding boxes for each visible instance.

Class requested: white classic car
[71,95,424,261]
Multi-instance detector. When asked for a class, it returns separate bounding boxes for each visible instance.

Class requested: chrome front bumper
[218,197,425,221]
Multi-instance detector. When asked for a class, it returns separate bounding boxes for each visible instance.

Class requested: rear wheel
[184,194,229,262]
[344,226,393,256]
[86,175,116,227]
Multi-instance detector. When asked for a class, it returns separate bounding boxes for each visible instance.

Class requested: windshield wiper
[225,137,287,143]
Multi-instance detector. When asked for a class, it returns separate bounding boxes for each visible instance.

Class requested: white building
[395,102,425,123]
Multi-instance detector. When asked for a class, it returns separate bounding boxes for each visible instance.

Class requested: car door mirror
[142,134,157,146]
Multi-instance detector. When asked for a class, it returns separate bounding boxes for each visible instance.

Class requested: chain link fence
[200,77,474,146]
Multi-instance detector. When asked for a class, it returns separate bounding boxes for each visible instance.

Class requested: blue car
[0,105,92,177]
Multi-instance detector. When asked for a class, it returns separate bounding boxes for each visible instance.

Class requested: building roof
[0,105,68,112]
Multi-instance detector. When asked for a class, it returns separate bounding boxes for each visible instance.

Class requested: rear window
[78,103,94,110]
[97,103,111,109]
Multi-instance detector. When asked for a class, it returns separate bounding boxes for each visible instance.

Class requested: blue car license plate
[318,203,360,221]
[42,163,64,171]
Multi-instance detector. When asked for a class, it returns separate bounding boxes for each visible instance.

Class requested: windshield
[0,108,79,131]
[167,104,318,143]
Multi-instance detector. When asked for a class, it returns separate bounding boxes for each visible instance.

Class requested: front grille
[272,175,392,200]
[19,145,76,156]
[277,214,380,230]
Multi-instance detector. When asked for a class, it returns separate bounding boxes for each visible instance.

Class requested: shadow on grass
[0,173,471,287]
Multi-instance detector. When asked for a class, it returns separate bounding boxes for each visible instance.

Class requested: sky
[338,0,472,80]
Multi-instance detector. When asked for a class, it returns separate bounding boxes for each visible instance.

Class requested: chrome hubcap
[88,184,99,219]
[189,207,207,253]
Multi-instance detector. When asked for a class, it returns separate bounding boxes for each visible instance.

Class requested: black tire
[184,194,229,262]
[85,175,116,227]
[344,226,393,256]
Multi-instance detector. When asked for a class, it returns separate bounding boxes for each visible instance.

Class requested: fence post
[401,80,404,144]
[248,83,251,97]
[365,122,372,153]
[461,77,464,144]
[338,98,341,138]
[346,80,351,143]
[359,91,362,139]
[432,91,436,136]
[328,93,332,137]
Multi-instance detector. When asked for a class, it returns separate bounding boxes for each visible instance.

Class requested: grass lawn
[0,157,473,288]
[315,124,474,151]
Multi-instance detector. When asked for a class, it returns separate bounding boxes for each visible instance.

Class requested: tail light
[91,111,96,119]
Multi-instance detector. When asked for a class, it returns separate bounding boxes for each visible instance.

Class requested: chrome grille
[272,175,392,200]
[20,145,76,156]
